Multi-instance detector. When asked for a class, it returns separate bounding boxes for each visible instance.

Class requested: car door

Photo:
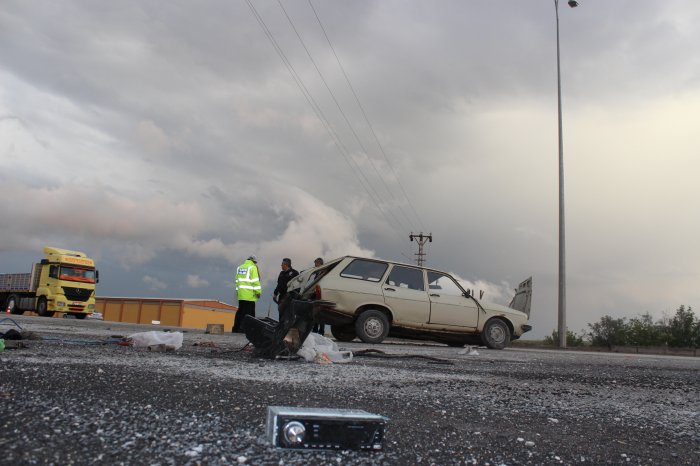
[426,271,478,328]
[381,264,430,325]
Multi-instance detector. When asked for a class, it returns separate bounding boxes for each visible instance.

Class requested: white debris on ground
[457,345,479,356]
[128,330,184,350]
[296,332,353,364]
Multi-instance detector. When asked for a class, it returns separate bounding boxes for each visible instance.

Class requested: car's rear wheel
[330,325,356,342]
[481,318,511,349]
[355,310,390,344]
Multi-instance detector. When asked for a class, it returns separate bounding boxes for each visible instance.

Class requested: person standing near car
[233,255,261,333]
[273,258,298,320]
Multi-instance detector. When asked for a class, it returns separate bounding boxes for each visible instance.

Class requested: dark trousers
[313,322,326,335]
[233,300,256,333]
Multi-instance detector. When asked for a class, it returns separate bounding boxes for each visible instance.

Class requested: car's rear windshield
[340,259,388,282]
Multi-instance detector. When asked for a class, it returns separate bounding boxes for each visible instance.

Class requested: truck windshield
[59,266,96,283]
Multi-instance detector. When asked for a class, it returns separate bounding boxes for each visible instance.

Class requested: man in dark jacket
[273,258,298,320]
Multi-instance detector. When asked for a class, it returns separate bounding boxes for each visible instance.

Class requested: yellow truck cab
[1,246,99,319]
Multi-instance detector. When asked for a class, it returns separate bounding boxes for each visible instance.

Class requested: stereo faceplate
[266,406,388,450]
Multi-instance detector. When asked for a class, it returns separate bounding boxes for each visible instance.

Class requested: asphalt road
[1,315,698,465]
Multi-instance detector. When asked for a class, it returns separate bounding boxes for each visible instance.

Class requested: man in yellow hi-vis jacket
[233,255,261,333]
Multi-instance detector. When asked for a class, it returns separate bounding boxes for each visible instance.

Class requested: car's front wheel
[481,318,511,349]
[355,310,390,344]
[331,325,356,342]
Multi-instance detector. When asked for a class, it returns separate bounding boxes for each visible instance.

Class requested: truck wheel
[6,294,24,315]
[330,325,356,342]
[481,318,511,349]
[355,310,390,344]
[37,297,54,318]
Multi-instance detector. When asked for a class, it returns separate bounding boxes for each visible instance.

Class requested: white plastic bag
[297,333,353,364]
[457,345,479,356]
[129,331,184,350]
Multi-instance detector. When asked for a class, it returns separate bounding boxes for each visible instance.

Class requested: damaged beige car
[287,256,532,349]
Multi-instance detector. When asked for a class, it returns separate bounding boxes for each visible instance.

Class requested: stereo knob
[283,421,306,446]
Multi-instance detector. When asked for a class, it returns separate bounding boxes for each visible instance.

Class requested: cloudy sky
[1,0,698,338]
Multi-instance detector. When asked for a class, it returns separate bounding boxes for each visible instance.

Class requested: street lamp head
[568,0,579,7]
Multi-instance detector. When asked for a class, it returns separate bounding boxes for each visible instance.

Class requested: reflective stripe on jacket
[235,259,261,302]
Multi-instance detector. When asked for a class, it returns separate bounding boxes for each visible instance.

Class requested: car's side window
[386,265,425,291]
[340,259,388,282]
[427,272,464,297]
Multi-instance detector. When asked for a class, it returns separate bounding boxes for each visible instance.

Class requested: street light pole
[555,0,577,348]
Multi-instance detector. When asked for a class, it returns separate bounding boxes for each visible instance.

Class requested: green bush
[588,316,628,349]
[544,329,585,347]
[667,305,698,347]
[586,306,698,348]
[626,313,664,346]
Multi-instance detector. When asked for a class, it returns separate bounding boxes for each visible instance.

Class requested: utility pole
[409,232,432,266]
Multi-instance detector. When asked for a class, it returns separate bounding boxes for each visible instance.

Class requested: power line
[277,0,410,234]
[243,0,407,243]
[308,0,426,233]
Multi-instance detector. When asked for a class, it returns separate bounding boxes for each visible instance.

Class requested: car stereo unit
[266,406,388,451]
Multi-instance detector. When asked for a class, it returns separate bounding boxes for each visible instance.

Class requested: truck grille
[63,287,93,302]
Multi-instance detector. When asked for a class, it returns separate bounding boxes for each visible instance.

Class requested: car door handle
[384,287,396,292]
[430,293,440,297]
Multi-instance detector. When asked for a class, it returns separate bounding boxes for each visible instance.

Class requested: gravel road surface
[1,316,698,465]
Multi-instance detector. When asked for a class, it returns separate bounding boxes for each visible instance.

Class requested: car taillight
[314,284,322,299]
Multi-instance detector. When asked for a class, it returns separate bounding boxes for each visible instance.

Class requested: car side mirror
[465,290,471,298]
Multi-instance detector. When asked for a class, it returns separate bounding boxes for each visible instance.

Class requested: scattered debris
[242,294,319,358]
[129,331,183,350]
[297,333,353,364]
[0,329,22,340]
[193,341,217,348]
[2,340,27,350]
[206,323,224,334]
[0,324,40,349]
[457,345,479,356]
[147,344,177,352]
[352,348,453,365]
